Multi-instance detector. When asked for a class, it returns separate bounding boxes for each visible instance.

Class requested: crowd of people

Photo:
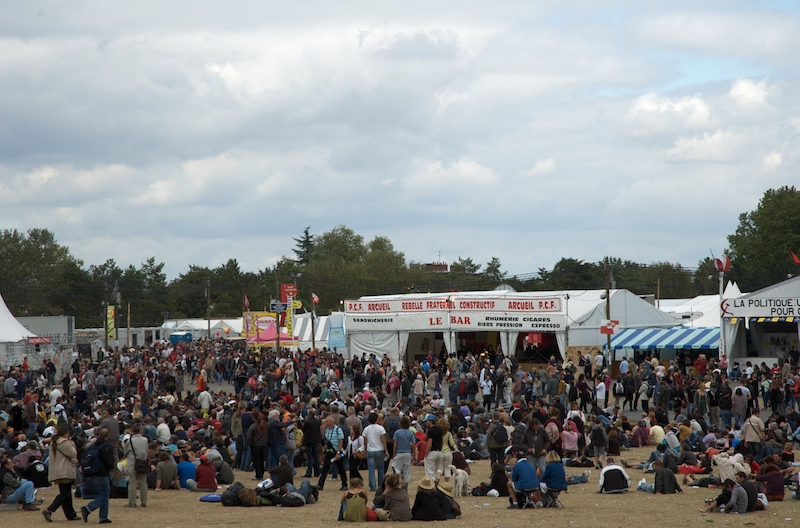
[0,338,799,523]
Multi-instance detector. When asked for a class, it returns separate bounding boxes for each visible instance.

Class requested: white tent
[659,282,743,328]
[0,292,36,343]
[292,313,331,350]
[344,288,677,364]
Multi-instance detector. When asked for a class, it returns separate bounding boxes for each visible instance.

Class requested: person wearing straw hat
[411,476,445,521]
[434,481,461,519]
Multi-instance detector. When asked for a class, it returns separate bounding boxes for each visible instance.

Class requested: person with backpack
[613,376,625,408]
[486,412,509,467]
[80,428,117,524]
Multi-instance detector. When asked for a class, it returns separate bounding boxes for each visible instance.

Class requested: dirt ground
[11,446,797,528]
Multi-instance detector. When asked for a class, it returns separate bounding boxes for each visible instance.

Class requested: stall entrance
[405,332,446,364]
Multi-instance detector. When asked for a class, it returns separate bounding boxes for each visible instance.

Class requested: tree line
[1,186,797,329]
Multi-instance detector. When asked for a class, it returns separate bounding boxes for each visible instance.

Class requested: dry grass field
[9,446,797,528]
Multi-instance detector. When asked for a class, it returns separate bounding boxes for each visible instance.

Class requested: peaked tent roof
[0,292,37,343]
[610,327,720,350]
[737,274,800,299]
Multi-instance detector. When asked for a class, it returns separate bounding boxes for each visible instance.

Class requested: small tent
[0,292,36,343]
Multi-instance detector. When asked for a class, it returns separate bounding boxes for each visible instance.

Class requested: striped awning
[609,327,720,350]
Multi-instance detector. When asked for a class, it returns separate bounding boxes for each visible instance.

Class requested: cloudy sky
[1,1,797,280]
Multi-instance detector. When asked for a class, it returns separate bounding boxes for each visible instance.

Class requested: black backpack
[80,442,107,477]
[492,424,508,444]
[590,426,605,447]
[222,481,244,506]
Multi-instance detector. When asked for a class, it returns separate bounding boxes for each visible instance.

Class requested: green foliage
[8,187,800,329]
[727,186,800,291]
[292,226,315,266]
[482,257,507,283]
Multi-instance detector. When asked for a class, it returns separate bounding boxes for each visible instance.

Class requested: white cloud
[627,93,710,129]
[729,78,773,106]
[402,158,501,190]
[1,2,800,279]
[763,151,782,170]
[521,159,556,176]
[666,129,744,163]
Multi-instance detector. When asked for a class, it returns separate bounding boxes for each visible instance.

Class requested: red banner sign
[27,336,52,345]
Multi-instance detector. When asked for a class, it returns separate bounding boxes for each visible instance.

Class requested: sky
[1,1,799,280]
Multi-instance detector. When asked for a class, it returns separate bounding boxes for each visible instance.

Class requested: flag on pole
[312,292,320,303]
[244,294,250,309]
[792,250,800,265]
[600,319,619,335]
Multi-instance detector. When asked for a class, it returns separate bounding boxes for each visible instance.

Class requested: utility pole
[311,285,317,353]
[604,256,612,365]
[103,270,109,351]
[206,279,211,342]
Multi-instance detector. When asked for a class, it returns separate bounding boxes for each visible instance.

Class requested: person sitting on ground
[566,471,591,485]
[488,461,509,496]
[155,449,180,491]
[372,473,411,522]
[176,453,195,490]
[597,458,630,494]
[754,463,785,502]
[185,455,216,492]
[637,459,683,494]
[434,481,461,519]
[340,477,369,522]
[212,455,235,485]
[506,453,540,509]
[411,476,445,521]
[721,478,748,514]
[0,455,39,510]
[267,455,294,487]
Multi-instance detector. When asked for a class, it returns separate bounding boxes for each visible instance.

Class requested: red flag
[792,250,800,265]
[600,319,619,335]
[312,292,320,303]
[723,255,731,273]
[714,258,723,272]
[244,295,250,309]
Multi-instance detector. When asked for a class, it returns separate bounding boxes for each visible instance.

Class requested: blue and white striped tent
[609,327,720,350]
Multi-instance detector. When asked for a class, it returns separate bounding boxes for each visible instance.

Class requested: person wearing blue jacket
[540,450,568,493]
[506,454,540,509]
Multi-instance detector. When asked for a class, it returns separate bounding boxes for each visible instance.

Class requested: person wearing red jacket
[186,455,217,492]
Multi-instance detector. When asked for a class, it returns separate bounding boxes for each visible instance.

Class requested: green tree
[692,257,720,296]
[0,228,86,317]
[482,257,507,284]
[538,258,601,289]
[452,257,481,274]
[292,226,315,266]
[727,186,800,291]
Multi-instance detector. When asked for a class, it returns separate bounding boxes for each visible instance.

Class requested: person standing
[247,415,270,481]
[318,417,347,492]
[391,416,417,484]
[124,422,149,508]
[361,413,388,492]
[742,408,765,460]
[486,412,509,467]
[81,428,116,524]
[25,392,41,436]
[43,425,80,521]
[302,410,322,478]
